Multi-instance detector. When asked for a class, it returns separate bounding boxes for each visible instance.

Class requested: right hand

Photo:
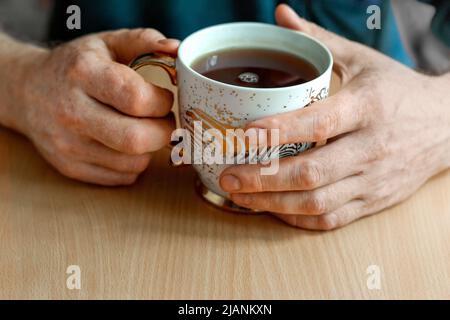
[14,29,179,185]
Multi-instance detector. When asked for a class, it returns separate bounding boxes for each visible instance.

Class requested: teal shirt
[49,0,446,68]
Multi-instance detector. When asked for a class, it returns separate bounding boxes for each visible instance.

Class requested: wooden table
[0,126,449,300]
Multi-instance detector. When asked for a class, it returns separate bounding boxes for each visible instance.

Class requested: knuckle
[102,67,149,116]
[54,104,70,124]
[52,136,74,155]
[116,28,131,35]
[316,214,339,231]
[126,87,148,116]
[304,192,327,215]
[66,51,92,80]
[278,121,294,142]
[136,28,161,41]
[365,133,390,163]
[103,65,125,90]
[364,93,382,122]
[300,160,322,189]
[347,48,365,67]
[265,117,282,130]
[246,170,264,191]
[287,162,302,189]
[312,112,336,141]
[121,126,147,155]
[55,101,81,128]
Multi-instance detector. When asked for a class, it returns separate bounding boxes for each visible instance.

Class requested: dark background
[0,0,449,73]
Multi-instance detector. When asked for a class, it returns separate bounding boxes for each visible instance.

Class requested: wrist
[418,72,450,173]
[0,35,49,134]
[435,73,450,170]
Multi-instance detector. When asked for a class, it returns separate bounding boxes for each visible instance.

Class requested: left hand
[219,4,450,230]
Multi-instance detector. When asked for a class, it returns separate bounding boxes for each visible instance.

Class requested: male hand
[12,29,179,185]
[220,4,450,230]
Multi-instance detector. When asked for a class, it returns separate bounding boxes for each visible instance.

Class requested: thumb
[100,28,180,64]
[275,4,355,65]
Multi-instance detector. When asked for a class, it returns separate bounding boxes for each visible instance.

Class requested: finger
[100,28,180,64]
[275,4,356,65]
[77,94,175,155]
[75,57,173,117]
[230,175,363,215]
[247,78,370,144]
[220,135,363,193]
[72,139,152,174]
[273,200,367,231]
[57,161,139,186]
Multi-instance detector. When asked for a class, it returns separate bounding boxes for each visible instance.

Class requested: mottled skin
[0,5,449,230]
[219,5,450,230]
[0,29,179,185]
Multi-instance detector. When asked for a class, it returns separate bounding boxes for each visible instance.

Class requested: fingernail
[231,194,252,206]
[158,38,179,45]
[220,174,241,192]
[157,38,170,44]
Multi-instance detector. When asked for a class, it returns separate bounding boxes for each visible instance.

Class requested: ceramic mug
[130,22,333,211]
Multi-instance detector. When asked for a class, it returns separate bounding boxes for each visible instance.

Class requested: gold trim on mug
[130,52,178,85]
[128,23,337,214]
[195,178,264,214]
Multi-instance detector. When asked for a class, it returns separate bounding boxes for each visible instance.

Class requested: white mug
[130,22,333,212]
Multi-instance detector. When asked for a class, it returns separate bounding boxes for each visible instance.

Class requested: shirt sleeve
[420,0,450,47]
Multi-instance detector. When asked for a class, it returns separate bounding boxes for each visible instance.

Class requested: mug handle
[129,52,180,128]
[130,53,185,165]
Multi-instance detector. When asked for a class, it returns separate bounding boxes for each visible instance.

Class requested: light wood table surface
[0,125,449,299]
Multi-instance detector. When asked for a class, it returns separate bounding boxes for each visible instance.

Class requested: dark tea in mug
[191,48,319,88]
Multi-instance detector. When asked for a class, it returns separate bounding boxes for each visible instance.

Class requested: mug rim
[177,22,333,92]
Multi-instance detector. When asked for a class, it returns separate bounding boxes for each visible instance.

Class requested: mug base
[195,178,263,214]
